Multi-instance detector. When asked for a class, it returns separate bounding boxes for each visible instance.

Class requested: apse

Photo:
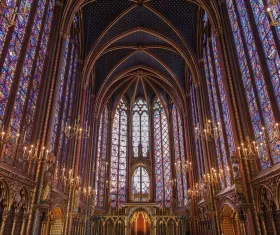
[0,0,280,234]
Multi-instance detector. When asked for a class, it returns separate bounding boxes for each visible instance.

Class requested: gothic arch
[257,185,276,213]
[0,180,9,212]
[95,67,186,120]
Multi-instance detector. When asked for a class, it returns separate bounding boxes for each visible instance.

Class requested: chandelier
[234,124,280,162]
[63,116,90,139]
[202,167,223,185]
[188,183,200,198]
[175,160,192,174]
[267,0,280,27]
[194,119,221,141]
[22,142,51,161]
[0,129,20,145]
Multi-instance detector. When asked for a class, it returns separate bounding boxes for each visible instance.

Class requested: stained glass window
[172,104,188,206]
[0,0,32,120]
[132,98,149,158]
[132,167,150,202]
[110,98,128,208]
[190,86,204,183]
[247,0,280,111]
[153,97,172,207]
[95,106,109,207]
[203,33,234,187]
[0,0,55,168]
[50,38,70,153]
[203,46,226,188]
[226,0,280,167]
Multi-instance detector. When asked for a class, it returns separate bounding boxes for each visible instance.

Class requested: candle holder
[0,122,21,145]
[63,115,90,139]
[188,183,200,199]
[202,167,223,185]
[195,119,221,141]
[175,160,192,174]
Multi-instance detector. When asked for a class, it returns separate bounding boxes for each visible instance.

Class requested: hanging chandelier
[202,167,223,185]
[175,160,192,174]
[194,119,221,141]
[63,115,90,139]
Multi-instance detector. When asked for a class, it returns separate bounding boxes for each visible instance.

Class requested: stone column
[11,214,18,235]
[270,213,277,235]
[0,214,8,234]
[20,215,29,235]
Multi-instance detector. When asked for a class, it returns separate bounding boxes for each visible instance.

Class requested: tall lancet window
[110,98,128,208]
[153,97,172,207]
[0,0,55,168]
[132,166,150,202]
[190,85,205,184]
[133,98,149,158]
[95,106,109,207]
[226,0,280,168]
[172,104,188,206]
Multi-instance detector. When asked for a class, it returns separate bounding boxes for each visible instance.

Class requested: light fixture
[188,183,200,198]
[195,119,221,141]
[202,167,223,185]
[175,160,192,174]
[267,0,280,27]
[63,115,90,139]
[233,124,280,162]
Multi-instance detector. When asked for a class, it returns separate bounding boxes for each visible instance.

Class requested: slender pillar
[20,215,28,235]
[11,214,18,235]
[0,214,8,234]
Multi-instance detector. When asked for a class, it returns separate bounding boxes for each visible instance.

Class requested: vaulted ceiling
[81,0,200,111]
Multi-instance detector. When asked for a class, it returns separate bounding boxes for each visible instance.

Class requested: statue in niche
[231,153,246,203]
[73,186,80,212]
[41,167,53,202]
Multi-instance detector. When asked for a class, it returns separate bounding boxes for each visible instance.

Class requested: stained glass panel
[153,97,172,207]
[172,104,188,206]
[226,0,278,167]
[110,98,128,208]
[133,98,149,158]
[247,0,280,115]
[132,167,150,201]
[95,107,109,207]
[0,0,32,120]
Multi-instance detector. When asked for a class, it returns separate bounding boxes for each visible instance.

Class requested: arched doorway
[220,204,240,235]
[167,219,176,235]
[50,207,64,235]
[131,211,151,235]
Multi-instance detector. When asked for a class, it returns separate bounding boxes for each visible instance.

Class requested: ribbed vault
[61,0,219,112]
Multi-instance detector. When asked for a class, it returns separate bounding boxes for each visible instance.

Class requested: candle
[23,0,28,11]
[23,131,26,142]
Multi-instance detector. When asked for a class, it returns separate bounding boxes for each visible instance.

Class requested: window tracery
[132,166,150,202]
[132,98,149,158]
